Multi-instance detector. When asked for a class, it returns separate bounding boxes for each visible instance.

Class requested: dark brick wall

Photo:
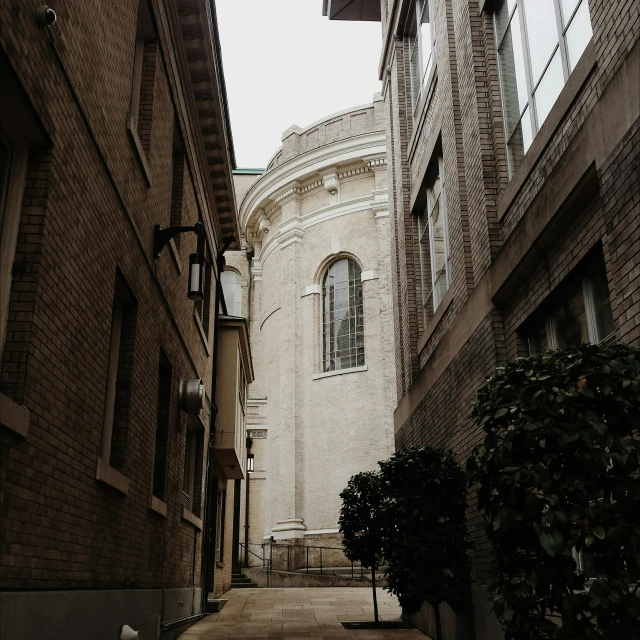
[382,0,639,632]
[0,0,224,594]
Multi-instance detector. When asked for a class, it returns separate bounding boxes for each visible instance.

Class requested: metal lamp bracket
[153,221,203,260]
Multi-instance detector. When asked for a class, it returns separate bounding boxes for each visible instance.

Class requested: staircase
[231,570,258,589]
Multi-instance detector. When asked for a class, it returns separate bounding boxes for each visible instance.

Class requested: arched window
[322,259,364,372]
[221,270,242,317]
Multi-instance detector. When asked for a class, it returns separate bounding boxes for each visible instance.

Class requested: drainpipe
[201,240,231,612]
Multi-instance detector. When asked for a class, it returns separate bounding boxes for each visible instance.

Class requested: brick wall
[0,0,230,605]
[379,0,639,635]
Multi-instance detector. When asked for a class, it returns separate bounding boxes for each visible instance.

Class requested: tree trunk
[434,603,442,640]
[371,565,379,624]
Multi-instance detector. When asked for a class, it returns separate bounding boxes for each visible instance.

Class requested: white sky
[216,0,383,169]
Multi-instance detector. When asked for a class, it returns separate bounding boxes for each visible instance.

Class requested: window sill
[497,41,596,222]
[182,507,203,530]
[96,457,130,495]
[169,238,182,274]
[193,307,211,356]
[126,119,152,187]
[216,561,225,569]
[0,393,29,438]
[312,365,368,380]
[149,495,167,518]
[417,289,454,356]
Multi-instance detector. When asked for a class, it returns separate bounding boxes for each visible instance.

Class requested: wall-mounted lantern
[188,252,205,301]
[247,453,255,473]
[153,221,205,301]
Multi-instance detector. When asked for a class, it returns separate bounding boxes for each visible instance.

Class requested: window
[527,259,614,354]
[322,259,364,372]
[494,0,592,176]
[170,124,185,251]
[417,156,450,321]
[152,352,172,501]
[221,270,242,317]
[0,135,28,360]
[409,0,436,111]
[101,273,138,471]
[129,0,157,157]
[215,486,227,562]
[182,418,204,515]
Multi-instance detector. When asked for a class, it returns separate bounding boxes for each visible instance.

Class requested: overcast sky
[216,0,382,169]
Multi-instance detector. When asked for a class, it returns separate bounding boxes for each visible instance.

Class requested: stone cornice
[240,132,386,234]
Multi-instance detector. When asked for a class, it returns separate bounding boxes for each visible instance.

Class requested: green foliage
[467,343,640,639]
[339,471,386,570]
[379,446,472,616]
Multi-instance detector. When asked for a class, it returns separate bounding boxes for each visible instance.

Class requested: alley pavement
[177,587,429,639]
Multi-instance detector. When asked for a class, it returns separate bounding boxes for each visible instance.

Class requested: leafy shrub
[467,343,640,639]
[380,446,472,639]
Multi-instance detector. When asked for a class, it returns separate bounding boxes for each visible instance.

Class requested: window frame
[221,269,243,317]
[322,258,365,373]
[409,0,437,114]
[527,262,615,355]
[417,156,450,323]
[494,0,592,177]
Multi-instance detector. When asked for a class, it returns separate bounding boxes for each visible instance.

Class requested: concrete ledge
[149,495,167,518]
[245,567,384,589]
[417,289,453,356]
[182,507,203,530]
[313,365,368,380]
[361,269,379,282]
[0,393,29,438]
[96,457,130,495]
[301,283,322,297]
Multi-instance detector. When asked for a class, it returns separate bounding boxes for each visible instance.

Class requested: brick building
[0,0,251,637]
[325,0,639,637]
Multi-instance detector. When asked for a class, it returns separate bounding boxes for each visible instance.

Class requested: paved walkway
[178,588,429,639]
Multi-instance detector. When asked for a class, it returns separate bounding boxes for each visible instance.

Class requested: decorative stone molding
[361,270,379,282]
[274,184,302,206]
[362,153,387,170]
[258,215,271,237]
[322,173,340,195]
[301,284,322,298]
[272,518,306,540]
[278,218,305,248]
[249,429,267,439]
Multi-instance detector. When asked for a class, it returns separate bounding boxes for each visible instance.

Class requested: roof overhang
[177,0,240,248]
[322,0,381,21]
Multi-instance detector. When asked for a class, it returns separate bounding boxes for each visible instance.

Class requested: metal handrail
[238,542,263,564]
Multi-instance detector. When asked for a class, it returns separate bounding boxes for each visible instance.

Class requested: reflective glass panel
[590,269,614,342]
[507,105,532,174]
[418,0,433,85]
[566,0,592,71]
[221,270,242,317]
[560,0,580,22]
[534,49,564,127]
[323,259,364,371]
[498,9,529,136]
[523,0,559,85]
[553,285,589,348]
[494,0,517,45]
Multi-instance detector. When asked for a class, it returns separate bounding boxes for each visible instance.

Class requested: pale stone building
[226,97,396,560]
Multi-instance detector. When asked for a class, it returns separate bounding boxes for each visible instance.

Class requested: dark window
[152,351,172,500]
[182,419,204,515]
[170,124,185,250]
[102,272,138,471]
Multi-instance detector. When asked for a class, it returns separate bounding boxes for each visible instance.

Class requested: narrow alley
[177,588,427,640]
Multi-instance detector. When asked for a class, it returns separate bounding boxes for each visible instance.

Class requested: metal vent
[181,491,190,509]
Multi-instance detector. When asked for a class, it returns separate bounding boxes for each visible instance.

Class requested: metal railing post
[320,547,323,575]
[287,545,290,572]
[306,547,309,574]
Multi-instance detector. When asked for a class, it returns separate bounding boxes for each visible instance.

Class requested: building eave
[177,0,240,249]
[323,0,381,21]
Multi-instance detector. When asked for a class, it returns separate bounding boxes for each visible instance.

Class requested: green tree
[467,343,640,639]
[339,471,386,623]
[379,446,472,640]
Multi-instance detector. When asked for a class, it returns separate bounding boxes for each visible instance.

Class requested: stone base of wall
[0,588,204,640]
[245,567,384,589]
[265,532,352,571]
[409,585,503,640]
